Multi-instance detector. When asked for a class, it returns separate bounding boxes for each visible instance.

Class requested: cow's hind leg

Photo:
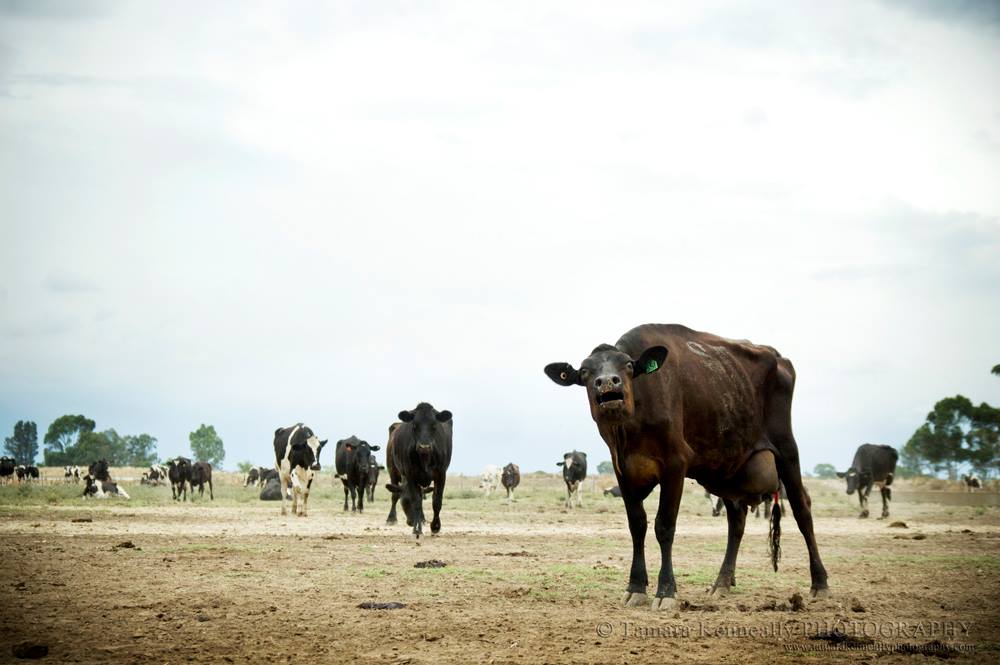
[711,498,748,596]
[859,485,871,518]
[387,489,399,525]
[775,455,829,597]
[279,474,289,516]
[343,482,349,511]
[652,474,685,610]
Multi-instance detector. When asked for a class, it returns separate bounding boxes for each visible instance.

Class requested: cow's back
[853,444,898,481]
[616,324,786,475]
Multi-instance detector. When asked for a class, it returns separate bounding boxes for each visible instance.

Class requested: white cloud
[1,1,998,473]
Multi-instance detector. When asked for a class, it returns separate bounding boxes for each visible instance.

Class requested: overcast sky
[2,1,998,474]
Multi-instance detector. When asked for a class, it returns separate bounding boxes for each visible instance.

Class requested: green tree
[596,460,614,475]
[236,460,253,474]
[965,402,1000,478]
[43,414,96,465]
[72,430,116,465]
[992,364,999,376]
[4,420,39,465]
[124,433,158,467]
[189,424,225,467]
[813,463,837,479]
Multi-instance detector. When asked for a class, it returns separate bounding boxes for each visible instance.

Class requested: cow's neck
[597,419,638,478]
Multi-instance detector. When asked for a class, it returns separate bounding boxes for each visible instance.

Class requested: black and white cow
[26,465,39,482]
[190,461,214,500]
[1,457,17,484]
[15,465,27,482]
[334,436,380,513]
[82,474,130,499]
[244,467,261,487]
[385,403,453,538]
[962,474,983,492]
[88,459,112,482]
[64,465,81,483]
[501,463,520,500]
[557,451,587,508]
[604,485,623,498]
[704,491,724,516]
[141,465,168,486]
[168,457,192,501]
[273,424,328,517]
[366,457,383,503]
[259,468,279,486]
[838,443,899,519]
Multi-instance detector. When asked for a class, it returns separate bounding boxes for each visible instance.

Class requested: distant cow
[64,466,81,483]
[604,485,623,498]
[82,474,130,499]
[335,436,380,513]
[838,443,898,519]
[141,465,168,486]
[15,465,26,481]
[16,465,40,482]
[0,457,15,484]
[273,424,328,517]
[259,468,279,485]
[545,324,830,607]
[366,457,383,503]
[557,451,587,508]
[480,465,501,496]
[501,463,520,500]
[244,467,261,487]
[168,457,192,501]
[88,459,112,482]
[704,491,723,516]
[26,465,39,481]
[385,403,453,538]
[962,474,982,492]
[190,462,214,500]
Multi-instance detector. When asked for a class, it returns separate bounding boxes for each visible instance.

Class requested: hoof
[386,518,397,525]
[623,592,648,607]
[810,587,831,599]
[709,583,730,597]
[651,596,677,611]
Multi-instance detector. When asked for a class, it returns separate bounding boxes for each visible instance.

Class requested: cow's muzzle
[417,443,432,453]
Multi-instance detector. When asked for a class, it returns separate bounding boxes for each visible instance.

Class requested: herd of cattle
[1,324,993,607]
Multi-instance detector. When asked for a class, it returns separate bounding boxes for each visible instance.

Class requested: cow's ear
[398,410,414,423]
[319,439,328,448]
[370,445,381,452]
[436,410,452,423]
[544,362,581,386]
[557,461,565,467]
[836,471,846,478]
[633,346,668,377]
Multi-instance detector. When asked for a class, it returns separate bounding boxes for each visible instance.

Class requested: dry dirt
[1,476,998,664]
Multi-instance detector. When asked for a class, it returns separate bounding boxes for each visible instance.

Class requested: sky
[1,0,999,474]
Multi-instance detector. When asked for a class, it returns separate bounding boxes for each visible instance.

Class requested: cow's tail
[768,491,781,573]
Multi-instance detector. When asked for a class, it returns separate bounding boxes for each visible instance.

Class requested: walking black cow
[366,457,383,503]
[334,436,380,513]
[168,457,192,501]
[190,461,214,500]
[385,403,453,538]
[838,444,898,518]
[501,463,520,500]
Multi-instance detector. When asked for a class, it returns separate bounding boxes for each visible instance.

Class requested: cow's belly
[619,453,662,489]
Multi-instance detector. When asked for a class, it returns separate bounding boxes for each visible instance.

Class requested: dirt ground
[1,474,998,664]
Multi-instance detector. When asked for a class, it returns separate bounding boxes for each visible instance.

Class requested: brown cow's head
[545,344,667,423]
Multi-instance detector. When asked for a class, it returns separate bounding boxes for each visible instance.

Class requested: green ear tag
[645,359,659,373]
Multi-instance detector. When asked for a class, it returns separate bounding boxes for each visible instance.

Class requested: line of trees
[900,395,999,479]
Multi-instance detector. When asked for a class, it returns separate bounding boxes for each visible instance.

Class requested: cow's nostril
[595,378,603,388]
[611,376,621,385]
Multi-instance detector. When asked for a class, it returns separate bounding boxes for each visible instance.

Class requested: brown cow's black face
[545,344,668,424]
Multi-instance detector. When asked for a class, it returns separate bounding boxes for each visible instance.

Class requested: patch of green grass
[362,568,391,579]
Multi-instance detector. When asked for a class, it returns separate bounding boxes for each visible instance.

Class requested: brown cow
[545,323,829,609]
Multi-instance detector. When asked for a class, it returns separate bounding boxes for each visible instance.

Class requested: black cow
[335,436,380,513]
[604,485,623,498]
[273,424,328,517]
[545,323,829,608]
[385,403,453,538]
[962,474,982,492]
[557,451,587,508]
[838,444,898,519]
[26,465,39,481]
[366,457,383,503]
[190,461,214,500]
[704,491,724,517]
[15,465,26,481]
[259,468,279,485]
[88,459,112,482]
[168,457,192,501]
[83,474,130,499]
[501,463,520,500]
[260,476,283,500]
[244,467,261,487]
[0,457,16,484]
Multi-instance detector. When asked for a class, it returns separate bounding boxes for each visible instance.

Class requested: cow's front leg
[565,483,572,509]
[621,489,650,607]
[652,474,685,609]
[357,483,365,514]
[859,485,870,518]
[430,478,445,534]
[342,482,349,511]
[710,498,747,597]
[386,489,399,524]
